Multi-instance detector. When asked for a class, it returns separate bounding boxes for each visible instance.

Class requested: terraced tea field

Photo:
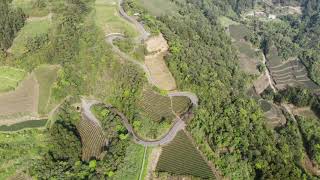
[139,88,176,122]
[0,66,26,92]
[77,114,107,161]
[156,131,214,179]
[171,96,191,115]
[266,47,320,93]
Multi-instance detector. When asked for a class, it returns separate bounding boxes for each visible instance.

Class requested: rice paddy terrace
[267,48,320,95]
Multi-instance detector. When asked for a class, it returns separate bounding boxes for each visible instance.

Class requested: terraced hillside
[156,131,214,179]
[267,47,320,94]
[77,113,107,161]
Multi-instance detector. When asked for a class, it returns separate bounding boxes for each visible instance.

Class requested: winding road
[81,0,199,147]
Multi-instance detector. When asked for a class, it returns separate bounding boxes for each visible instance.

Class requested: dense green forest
[0,0,26,50]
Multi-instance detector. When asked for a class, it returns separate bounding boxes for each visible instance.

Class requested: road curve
[81,99,186,147]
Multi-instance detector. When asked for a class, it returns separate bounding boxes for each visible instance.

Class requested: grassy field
[113,144,150,179]
[12,0,50,17]
[94,0,138,37]
[0,129,46,179]
[219,16,238,28]
[10,19,51,56]
[0,119,47,132]
[34,65,60,115]
[0,66,26,92]
[229,24,250,41]
[138,0,178,16]
[156,131,214,179]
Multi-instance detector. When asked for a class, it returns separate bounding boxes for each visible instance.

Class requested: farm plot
[34,65,60,115]
[267,52,320,92]
[156,131,214,179]
[0,119,47,132]
[138,88,175,122]
[0,74,39,122]
[12,0,50,17]
[77,114,107,161]
[0,66,26,92]
[171,96,191,115]
[145,34,177,91]
[229,25,260,75]
[9,19,51,56]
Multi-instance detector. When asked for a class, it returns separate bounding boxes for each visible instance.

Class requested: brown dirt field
[253,73,269,94]
[301,153,320,176]
[293,107,319,120]
[0,73,39,125]
[238,54,260,75]
[145,34,177,91]
[146,147,162,180]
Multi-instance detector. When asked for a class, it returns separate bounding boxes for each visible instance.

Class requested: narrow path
[138,146,148,180]
[262,53,277,92]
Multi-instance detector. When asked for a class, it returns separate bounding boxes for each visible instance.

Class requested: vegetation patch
[0,129,46,179]
[34,65,60,115]
[0,66,26,92]
[9,19,51,56]
[259,100,272,112]
[156,131,214,179]
[138,0,178,16]
[0,119,47,132]
[12,0,50,17]
[94,0,138,37]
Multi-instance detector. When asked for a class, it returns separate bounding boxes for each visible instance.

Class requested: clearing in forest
[229,24,261,75]
[156,131,214,179]
[0,66,26,92]
[145,34,177,91]
[12,0,51,17]
[94,0,138,37]
[138,0,178,16]
[34,65,60,115]
[9,19,51,55]
[0,119,47,132]
[0,74,39,125]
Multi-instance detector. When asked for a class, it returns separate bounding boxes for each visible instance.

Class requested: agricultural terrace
[262,100,286,128]
[0,66,26,92]
[267,47,320,93]
[0,74,39,123]
[156,131,214,179]
[171,96,191,115]
[94,0,138,37]
[77,113,107,161]
[0,119,47,132]
[0,129,46,179]
[229,24,261,75]
[12,0,51,17]
[9,19,51,56]
[34,65,60,115]
[219,16,238,28]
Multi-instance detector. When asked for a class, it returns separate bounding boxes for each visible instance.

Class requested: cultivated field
[9,19,51,56]
[145,34,177,91]
[229,24,261,75]
[171,96,191,115]
[139,88,175,122]
[0,74,39,124]
[0,66,26,92]
[156,131,214,179]
[12,0,50,17]
[34,65,60,115]
[262,100,286,128]
[94,0,138,37]
[267,47,320,92]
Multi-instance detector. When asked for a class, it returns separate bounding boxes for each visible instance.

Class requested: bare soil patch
[0,74,39,125]
[145,34,176,91]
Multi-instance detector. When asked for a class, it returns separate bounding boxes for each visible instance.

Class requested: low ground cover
[156,131,214,179]
[138,0,178,16]
[0,66,26,92]
[0,119,47,132]
[12,0,50,17]
[34,65,60,115]
[171,96,191,115]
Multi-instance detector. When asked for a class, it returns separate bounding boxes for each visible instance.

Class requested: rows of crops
[77,115,107,161]
[156,131,214,179]
[138,88,176,122]
[171,96,191,115]
[0,119,47,132]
